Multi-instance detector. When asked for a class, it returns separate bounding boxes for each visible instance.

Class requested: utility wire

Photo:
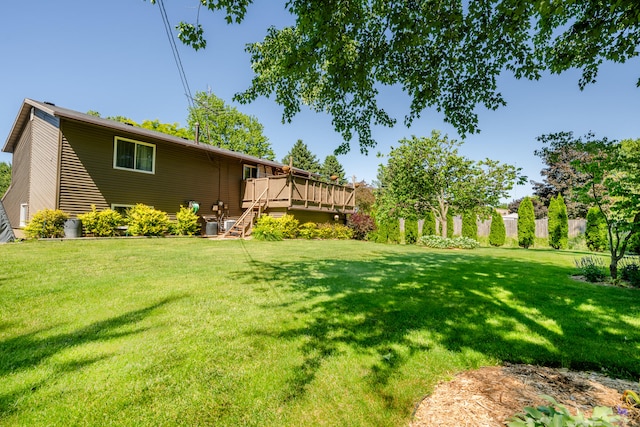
[157,0,194,109]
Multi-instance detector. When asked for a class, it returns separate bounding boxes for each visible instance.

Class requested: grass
[1,239,638,426]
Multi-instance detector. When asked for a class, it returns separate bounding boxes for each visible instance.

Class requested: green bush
[316,223,353,240]
[373,218,401,244]
[575,256,607,282]
[508,395,619,427]
[620,257,640,288]
[298,222,319,239]
[585,207,608,252]
[422,212,436,236]
[278,214,300,239]
[489,209,506,247]
[549,194,568,250]
[518,197,535,249]
[78,205,124,237]
[126,204,171,237]
[461,211,478,240]
[24,209,69,239]
[418,235,480,249]
[404,219,419,244]
[627,233,640,255]
[252,215,284,241]
[174,205,201,236]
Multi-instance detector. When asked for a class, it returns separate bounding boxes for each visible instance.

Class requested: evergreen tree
[321,155,346,183]
[461,211,478,240]
[447,212,454,238]
[405,219,419,244]
[422,212,436,236]
[518,196,536,249]
[489,209,506,247]
[549,194,569,249]
[585,206,608,252]
[281,140,321,174]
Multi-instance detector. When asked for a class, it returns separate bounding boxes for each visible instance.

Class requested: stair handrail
[221,187,268,238]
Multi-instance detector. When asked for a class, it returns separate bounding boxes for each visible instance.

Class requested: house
[1,99,355,236]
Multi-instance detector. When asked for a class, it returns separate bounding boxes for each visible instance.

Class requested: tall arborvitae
[489,209,506,246]
[422,212,436,236]
[549,194,569,249]
[518,196,536,249]
[461,211,478,240]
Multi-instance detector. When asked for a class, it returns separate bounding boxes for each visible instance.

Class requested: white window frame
[243,164,258,180]
[19,203,28,227]
[110,204,135,216]
[113,137,156,174]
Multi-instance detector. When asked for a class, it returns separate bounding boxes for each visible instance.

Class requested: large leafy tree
[532,132,598,218]
[377,130,521,237]
[281,139,321,174]
[153,0,640,153]
[573,138,640,278]
[187,91,275,160]
[0,162,11,197]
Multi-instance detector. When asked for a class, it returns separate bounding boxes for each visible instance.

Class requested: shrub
[347,213,376,240]
[422,212,436,236]
[78,205,124,237]
[627,233,640,255]
[373,218,401,244]
[298,222,319,239]
[585,207,608,252]
[126,204,171,236]
[252,215,283,241]
[620,257,640,288]
[24,209,69,239]
[518,197,535,249]
[418,235,480,249]
[174,205,201,236]
[405,219,419,244]
[549,194,568,250]
[461,211,478,240]
[277,214,300,239]
[489,209,506,247]
[575,256,607,282]
[508,395,619,427]
[316,223,353,240]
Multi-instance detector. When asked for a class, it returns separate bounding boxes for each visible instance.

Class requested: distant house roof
[3,98,305,174]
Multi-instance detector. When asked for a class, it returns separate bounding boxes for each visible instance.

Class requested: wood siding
[1,121,32,227]
[58,120,245,218]
[29,114,60,215]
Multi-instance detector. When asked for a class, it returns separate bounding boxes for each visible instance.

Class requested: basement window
[113,137,155,174]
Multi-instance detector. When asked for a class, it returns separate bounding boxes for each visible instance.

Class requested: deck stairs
[221,188,268,239]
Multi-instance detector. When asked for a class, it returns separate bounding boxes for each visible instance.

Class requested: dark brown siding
[58,121,246,218]
[1,122,32,227]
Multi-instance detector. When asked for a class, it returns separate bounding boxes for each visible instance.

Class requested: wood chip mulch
[410,363,640,427]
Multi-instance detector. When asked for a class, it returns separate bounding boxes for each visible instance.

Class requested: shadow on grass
[237,247,640,406]
[0,297,181,417]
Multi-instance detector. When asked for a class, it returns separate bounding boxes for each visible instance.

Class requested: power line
[156,0,194,109]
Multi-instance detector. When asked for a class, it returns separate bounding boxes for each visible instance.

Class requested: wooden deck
[242,176,356,214]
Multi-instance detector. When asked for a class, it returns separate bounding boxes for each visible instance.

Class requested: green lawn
[1,239,638,426]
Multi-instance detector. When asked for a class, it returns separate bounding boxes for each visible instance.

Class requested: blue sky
[2,1,639,200]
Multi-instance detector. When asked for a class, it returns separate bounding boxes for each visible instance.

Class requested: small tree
[461,211,478,240]
[548,194,569,249]
[585,206,608,252]
[518,197,536,249]
[489,209,506,247]
[405,219,419,244]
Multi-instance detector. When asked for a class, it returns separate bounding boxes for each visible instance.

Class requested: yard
[1,239,638,426]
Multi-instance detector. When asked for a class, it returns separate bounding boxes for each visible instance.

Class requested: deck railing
[242,175,355,213]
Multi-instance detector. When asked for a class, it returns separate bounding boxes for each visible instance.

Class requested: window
[113,137,155,174]
[19,203,28,227]
[111,204,134,216]
[243,165,258,180]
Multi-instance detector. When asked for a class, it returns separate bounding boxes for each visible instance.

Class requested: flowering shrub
[174,205,201,236]
[574,256,607,282]
[252,215,283,241]
[347,213,376,240]
[298,222,319,239]
[78,205,124,237]
[418,235,480,249]
[24,209,69,239]
[126,204,171,236]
